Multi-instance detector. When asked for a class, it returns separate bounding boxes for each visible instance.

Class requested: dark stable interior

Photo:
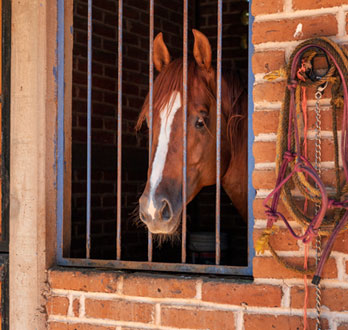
[70,0,249,266]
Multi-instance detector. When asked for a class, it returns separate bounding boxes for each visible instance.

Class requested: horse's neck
[221,123,248,221]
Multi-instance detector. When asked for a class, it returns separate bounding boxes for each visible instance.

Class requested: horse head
[136,30,247,235]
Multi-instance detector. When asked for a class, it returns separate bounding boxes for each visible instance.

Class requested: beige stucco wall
[10,0,58,328]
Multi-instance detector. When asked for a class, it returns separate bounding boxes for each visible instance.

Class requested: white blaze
[147,91,181,218]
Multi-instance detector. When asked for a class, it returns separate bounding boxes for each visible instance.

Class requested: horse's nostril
[140,211,147,223]
[160,200,172,221]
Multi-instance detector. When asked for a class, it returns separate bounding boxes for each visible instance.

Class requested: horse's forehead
[160,91,181,118]
[191,76,213,106]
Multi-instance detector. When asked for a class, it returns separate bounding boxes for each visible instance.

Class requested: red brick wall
[48,0,348,329]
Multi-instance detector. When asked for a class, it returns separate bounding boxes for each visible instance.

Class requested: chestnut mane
[136,58,247,157]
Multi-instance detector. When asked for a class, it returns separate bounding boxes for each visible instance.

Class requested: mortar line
[47,306,348,323]
[254,6,348,22]
[254,36,348,51]
[49,287,348,313]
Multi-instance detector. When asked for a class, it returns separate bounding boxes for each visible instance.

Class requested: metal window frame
[0,0,11,328]
[56,0,255,277]
[0,0,10,253]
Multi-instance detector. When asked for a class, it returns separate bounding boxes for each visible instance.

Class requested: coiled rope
[257,37,348,284]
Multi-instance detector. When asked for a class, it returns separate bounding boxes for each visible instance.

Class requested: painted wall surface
[41,0,348,329]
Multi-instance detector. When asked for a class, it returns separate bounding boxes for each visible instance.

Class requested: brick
[325,229,348,254]
[292,287,348,311]
[253,198,294,220]
[253,110,279,135]
[85,299,153,323]
[46,296,69,316]
[253,256,337,279]
[48,323,114,330]
[122,275,196,299]
[253,15,338,44]
[251,0,283,16]
[338,323,348,330]
[252,169,276,190]
[307,107,343,131]
[244,314,304,330]
[253,138,337,165]
[73,298,80,317]
[307,139,336,163]
[293,0,346,10]
[202,281,282,307]
[244,315,329,330]
[253,228,300,251]
[305,83,333,100]
[253,141,276,163]
[48,269,119,293]
[308,318,330,329]
[161,307,235,330]
[253,167,342,191]
[253,81,285,103]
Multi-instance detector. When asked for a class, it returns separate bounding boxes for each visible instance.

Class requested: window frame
[56,0,255,277]
[0,0,11,328]
[0,0,10,253]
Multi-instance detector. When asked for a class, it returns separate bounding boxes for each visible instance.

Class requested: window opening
[57,0,253,276]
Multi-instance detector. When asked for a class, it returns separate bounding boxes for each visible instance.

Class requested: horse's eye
[195,117,205,129]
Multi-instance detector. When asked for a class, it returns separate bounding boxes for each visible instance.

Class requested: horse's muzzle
[138,194,180,234]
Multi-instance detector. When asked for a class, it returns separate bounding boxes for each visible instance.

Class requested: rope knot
[284,151,296,161]
[303,226,319,244]
[287,80,298,90]
[328,199,348,209]
[265,209,279,222]
[328,199,337,209]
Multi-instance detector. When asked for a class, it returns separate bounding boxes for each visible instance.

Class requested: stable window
[57,0,254,276]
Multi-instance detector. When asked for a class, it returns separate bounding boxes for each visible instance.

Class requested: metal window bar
[148,0,154,262]
[56,0,254,277]
[215,0,222,265]
[116,0,123,261]
[181,0,188,264]
[86,0,92,259]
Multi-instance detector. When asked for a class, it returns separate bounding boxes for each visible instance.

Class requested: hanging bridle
[261,38,348,284]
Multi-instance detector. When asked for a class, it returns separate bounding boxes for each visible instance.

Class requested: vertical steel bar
[86,0,92,259]
[247,0,256,275]
[116,0,123,260]
[182,0,188,264]
[57,0,65,260]
[215,0,222,265]
[148,0,154,262]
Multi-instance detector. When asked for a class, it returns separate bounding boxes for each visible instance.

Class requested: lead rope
[314,83,327,330]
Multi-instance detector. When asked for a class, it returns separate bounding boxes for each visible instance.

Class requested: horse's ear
[192,29,212,71]
[154,33,171,72]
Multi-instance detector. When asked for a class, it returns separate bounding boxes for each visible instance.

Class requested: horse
[136,29,248,235]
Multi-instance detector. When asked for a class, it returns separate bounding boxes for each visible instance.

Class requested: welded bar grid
[148,0,154,262]
[116,0,123,260]
[215,0,222,265]
[181,0,188,264]
[86,0,92,259]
